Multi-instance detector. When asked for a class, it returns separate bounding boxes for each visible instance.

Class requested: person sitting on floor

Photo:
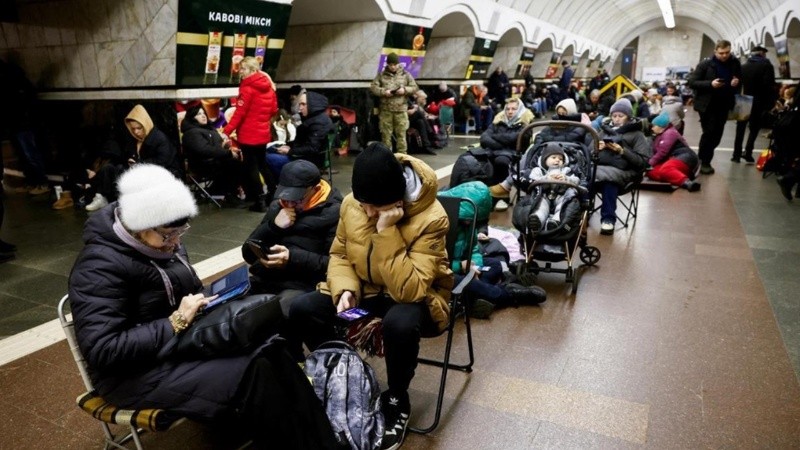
[646,112,701,191]
[407,90,438,155]
[181,105,244,204]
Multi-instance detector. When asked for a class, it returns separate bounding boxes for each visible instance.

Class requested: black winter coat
[688,56,742,113]
[740,55,776,110]
[181,118,230,169]
[126,127,183,178]
[242,187,343,292]
[68,205,256,421]
[289,91,333,167]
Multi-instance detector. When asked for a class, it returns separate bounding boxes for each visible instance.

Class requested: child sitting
[525,144,580,236]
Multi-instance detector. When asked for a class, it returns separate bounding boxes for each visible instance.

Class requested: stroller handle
[530,179,589,195]
[515,120,601,154]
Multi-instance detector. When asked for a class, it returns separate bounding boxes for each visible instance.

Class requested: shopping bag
[729,94,754,121]
[756,149,773,171]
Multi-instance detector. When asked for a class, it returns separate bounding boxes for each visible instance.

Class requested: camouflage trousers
[379,109,409,154]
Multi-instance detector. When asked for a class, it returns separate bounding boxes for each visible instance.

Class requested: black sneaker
[700,164,715,175]
[743,155,755,164]
[468,298,494,320]
[778,176,795,201]
[730,156,741,163]
[380,391,410,450]
[504,283,547,305]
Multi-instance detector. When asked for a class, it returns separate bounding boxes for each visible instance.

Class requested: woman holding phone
[68,164,335,448]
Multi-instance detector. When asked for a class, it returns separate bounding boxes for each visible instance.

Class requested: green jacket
[437,181,492,274]
[370,67,418,112]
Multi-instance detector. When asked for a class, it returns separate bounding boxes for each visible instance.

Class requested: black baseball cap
[751,45,768,53]
[275,160,321,202]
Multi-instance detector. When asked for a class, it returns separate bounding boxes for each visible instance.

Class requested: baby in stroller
[526,144,580,236]
[512,140,589,242]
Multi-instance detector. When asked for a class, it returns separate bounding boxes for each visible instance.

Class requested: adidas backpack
[304,341,385,450]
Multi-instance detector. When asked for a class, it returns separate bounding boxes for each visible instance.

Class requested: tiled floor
[1,110,799,448]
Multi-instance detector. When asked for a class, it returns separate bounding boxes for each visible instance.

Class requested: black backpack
[449,147,494,188]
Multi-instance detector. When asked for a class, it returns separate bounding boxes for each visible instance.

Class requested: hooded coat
[68,205,256,420]
[223,71,278,146]
[479,102,535,151]
[125,105,182,177]
[649,124,699,170]
[288,91,333,167]
[321,154,453,333]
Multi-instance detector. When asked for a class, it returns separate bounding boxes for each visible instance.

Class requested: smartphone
[247,239,268,260]
[337,307,370,322]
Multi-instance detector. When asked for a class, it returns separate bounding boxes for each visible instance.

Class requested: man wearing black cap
[732,45,775,164]
[289,143,451,450]
[242,159,342,316]
[370,52,418,154]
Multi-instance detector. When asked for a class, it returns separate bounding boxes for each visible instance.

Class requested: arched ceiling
[495,0,786,50]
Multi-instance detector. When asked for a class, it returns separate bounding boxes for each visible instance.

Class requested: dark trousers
[457,258,509,306]
[598,181,620,223]
[10,129,48,186]
[240,144,272,201]
[697,107,730,165]
[288,291,436,393]
[733,105,765,159]
[409,111,433,147]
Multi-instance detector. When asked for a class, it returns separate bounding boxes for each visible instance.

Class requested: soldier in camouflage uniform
[370,52,418,154]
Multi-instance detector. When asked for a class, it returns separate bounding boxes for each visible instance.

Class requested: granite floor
[1,109,799,449]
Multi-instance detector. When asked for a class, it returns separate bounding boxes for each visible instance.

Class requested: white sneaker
[494,199,509,212]
[85,193,109,211]
[600,220,614,235]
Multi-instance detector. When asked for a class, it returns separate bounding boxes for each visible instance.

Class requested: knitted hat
[117,164,198,232]
[541,143,568,166]
[610,98,633,118]
[351,142,406,206]
[556,98,578,115]
[651,112,670,128]
[386,52,400,65]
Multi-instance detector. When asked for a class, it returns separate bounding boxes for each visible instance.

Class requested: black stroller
[509,120,601,293]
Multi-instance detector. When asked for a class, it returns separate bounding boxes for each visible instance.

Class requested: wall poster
[775,39,791,79]
[514,47,536,79]
[465,38,497,80]
[544,52,561,79]
[376,22,432,79]
[176,0,292,86]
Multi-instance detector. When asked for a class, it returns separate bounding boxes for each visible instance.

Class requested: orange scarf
[278,179,331,211]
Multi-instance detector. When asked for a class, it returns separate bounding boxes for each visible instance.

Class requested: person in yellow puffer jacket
[288,143,451,450]
[370,53,418,154]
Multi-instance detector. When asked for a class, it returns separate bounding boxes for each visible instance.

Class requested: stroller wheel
[580,246,601,266]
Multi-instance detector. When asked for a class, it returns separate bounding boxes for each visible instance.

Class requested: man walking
[559,60,574,101]
[370,53,418,154]
[688,39,742,174]
[732,45,775,164]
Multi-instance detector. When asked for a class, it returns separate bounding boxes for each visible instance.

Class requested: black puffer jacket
[181,111,230,169]
[242,185,343,292]
[288,91,333,167]
[595,119,651,185]
[688,56,742,113]
[68,205,254,420]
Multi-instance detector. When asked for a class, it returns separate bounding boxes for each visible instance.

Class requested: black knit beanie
[352,142,406,206]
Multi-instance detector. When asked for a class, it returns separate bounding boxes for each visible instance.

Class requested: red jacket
[224,71,277,146]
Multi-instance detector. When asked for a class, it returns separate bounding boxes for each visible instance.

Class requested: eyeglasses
[156,224,190,242]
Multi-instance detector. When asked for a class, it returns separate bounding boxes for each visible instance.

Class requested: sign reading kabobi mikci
[176,0,292,87]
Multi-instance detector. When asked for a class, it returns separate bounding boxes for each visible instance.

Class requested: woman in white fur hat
[67,164,335,448]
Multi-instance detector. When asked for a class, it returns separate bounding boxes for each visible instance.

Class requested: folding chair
[57,295,177,449]
[592,172,643,229]
[187,172,222,208]
[409,195,477,434]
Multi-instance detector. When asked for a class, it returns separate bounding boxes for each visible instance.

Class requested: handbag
[158,294,282,360]
[756,149,774,172]
[729,94,754,121]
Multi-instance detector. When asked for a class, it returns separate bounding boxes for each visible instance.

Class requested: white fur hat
[117,164,198,232]
[556,98,578,115]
